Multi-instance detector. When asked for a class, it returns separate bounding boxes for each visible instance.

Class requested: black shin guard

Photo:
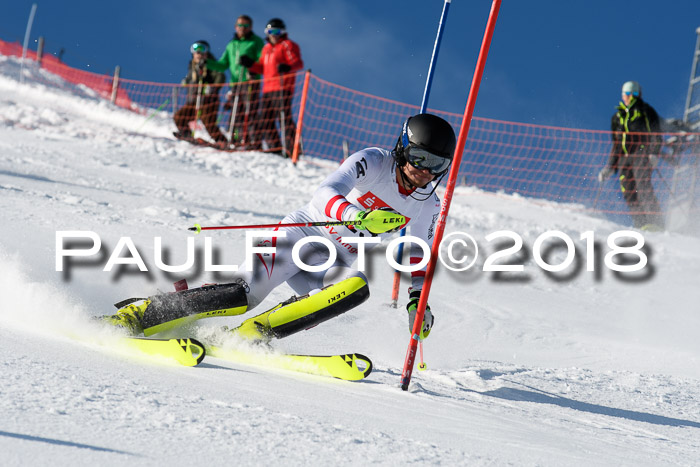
[141,281,248,335]
[268,276,370,339]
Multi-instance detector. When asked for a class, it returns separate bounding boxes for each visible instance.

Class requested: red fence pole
[400,0,502,391]
[292,69,311,165]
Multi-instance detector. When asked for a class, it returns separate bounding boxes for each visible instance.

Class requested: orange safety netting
[2,38,699,229]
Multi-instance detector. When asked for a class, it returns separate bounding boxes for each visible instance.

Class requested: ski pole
[136,97,170,131]
[193,78,203,139]
[227,88,240,145]
[189,220,360,233]
[227,66,244,147]
[391,0,452,308]
[279,74,287,157]
[592,182,603,211]
[242,79,252,146]
[418,341,427,370]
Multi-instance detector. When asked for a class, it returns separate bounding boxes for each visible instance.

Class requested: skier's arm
[247,59,263,75]
[645,105,663,155]
[240,44,265,75]
[246,38,264,80]
[311,150,380,221]
[403,203,439,340]
[212,69,226,85]
[206,43,231,72]
[280,40,303,73]
[607,114,621,172]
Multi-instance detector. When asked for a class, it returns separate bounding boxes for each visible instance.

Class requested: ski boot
[102,281,249,337]
[230,303,281,343]
[172,130,194,142]
[230,276,369,342]
[101,299,149,335]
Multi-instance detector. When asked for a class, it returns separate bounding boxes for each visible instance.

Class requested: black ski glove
[239,55,254,68]
[277,63,291,74]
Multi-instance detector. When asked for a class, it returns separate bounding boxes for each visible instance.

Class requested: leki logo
[357,192,411,223]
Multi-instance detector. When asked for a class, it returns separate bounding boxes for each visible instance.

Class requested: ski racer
[103,113,457,343]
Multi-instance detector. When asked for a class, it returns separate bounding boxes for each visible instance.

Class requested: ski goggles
[405,145,451,175]
[236,23,251,28]
[190,42,209,54]
[265,27,284,36]
[623,91,639,97]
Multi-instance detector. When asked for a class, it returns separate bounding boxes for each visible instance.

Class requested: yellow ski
[206,345,372,381]
[120,337,206,367]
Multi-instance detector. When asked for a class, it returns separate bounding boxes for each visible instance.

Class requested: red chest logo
[357,192,387,210]
[357,192,410,224]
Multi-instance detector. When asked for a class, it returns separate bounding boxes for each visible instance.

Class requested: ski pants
[618,153,662,227]
[258,90,296,155]
[224,81,261,148]
[233,221,367,312]
[174,97,227,143]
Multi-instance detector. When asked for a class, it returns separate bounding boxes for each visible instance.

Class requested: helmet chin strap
[395,162,445,201]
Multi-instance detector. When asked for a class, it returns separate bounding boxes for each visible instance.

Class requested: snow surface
[1,56,699,466]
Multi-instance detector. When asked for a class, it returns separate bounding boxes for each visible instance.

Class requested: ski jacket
[607,97,662,171]
[288,148,441,292]
[206,32,264,83]
[181,54,226,104]
[248,35,303,93]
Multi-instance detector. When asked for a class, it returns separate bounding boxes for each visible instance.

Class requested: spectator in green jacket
[207,15,264,149]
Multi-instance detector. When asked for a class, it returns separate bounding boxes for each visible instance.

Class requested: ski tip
[121,337,206,366]
[349,353,373,379]
[171,337,206,366]
[184,337,207,365]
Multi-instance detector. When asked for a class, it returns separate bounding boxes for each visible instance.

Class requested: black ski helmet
[394,113,457,174]
[266,18,286,33]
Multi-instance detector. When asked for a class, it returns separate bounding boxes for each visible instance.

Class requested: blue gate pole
[391,0,452,307]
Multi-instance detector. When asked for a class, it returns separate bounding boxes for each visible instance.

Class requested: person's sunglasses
[236,23,251,28]
[190,42,209,54]
[623,91,639,97]
[265,27,283,36]
[405,146,451,175]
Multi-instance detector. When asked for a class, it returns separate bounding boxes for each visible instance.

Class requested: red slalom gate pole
[400,0,502,391]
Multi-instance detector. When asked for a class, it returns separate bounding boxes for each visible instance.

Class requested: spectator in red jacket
[239,18,303,158]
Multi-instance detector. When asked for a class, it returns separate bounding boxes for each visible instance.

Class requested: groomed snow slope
[1,57,699,466]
